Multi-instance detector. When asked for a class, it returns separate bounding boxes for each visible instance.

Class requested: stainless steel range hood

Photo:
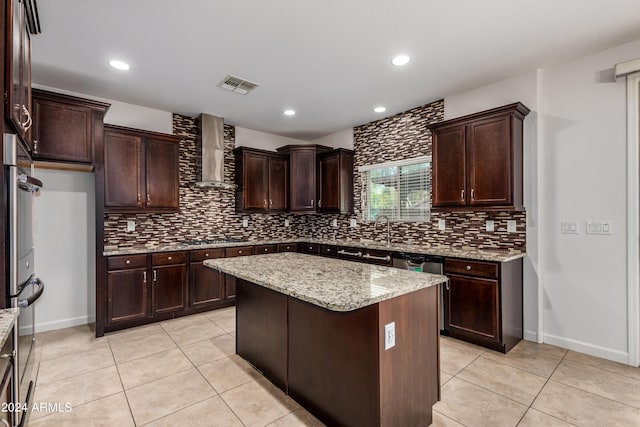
[194,113,236,189]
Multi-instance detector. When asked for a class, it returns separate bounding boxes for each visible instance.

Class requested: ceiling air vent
[217,75,259,95]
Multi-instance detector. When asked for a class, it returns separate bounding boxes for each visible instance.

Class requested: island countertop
[204,252,448,312]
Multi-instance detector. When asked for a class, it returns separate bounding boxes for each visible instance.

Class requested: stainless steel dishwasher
[392,253,445,331]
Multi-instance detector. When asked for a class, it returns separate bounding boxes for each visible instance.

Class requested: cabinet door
[467,115,511,206]
[107,268,149,324]
[224,274,237,300]
[104,131,143,208]
[6,0,31,146]
[32,97,93,163]
[432,125,467,207]
[444,274,499,344]
[153,264,187,315]
[318,153,339,211]
[243,152,269,210]
[289,149,317,212]
[146,138,180,209]
[189,262,223,307]
[268,156,288,211]
[20,11,32,146]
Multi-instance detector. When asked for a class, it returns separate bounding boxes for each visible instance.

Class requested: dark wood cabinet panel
[153,264,187,315]
[0,334,13,427]
[104,125,180,212]
[277,243,299,252]
[189,263,223,307]
[443,257,523,353]
[255,244,277,255]
[104,131,143,208]
[146,138,180,209]
[430,103,529,211]
[318,149,354,214]
[445,274,499,342]
[225,246,255,257]
[234,147,288,212]
[303,243,320,254]
[432,125,466,207]
[277,145,331,213]
[31,89,110,164]
[224,274,237,300]
[361,249,393,266]
[107,268,149,324]
[320,244,337,257]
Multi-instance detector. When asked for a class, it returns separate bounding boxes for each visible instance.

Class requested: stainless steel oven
[4,134,44,427]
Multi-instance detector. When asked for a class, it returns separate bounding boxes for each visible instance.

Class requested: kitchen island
[205,252,447,427]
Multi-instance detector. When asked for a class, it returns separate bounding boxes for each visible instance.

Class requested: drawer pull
[125,260,130,265]
[264,248,268,252]
[466,265,472,271]
[338,249,362,257]
[153,270,157,282]
[0,350,15,359]
[205,253,209,257]
[362,253,391,262]
[445,280,450,290]
[238,250,242,254]
[461,189,465,201]
[143,271,147,283]
[286,246,290,250]
[168,256,172,260]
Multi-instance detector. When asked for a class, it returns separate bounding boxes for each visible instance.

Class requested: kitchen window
[359,156,431,221]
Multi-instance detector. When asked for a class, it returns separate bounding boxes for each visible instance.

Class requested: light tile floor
[29,307,640,426]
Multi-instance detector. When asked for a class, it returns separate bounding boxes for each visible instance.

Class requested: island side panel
[500,258,523,353]
[236,279,288,391]
[378,285,440,427]
[288,298,381,426]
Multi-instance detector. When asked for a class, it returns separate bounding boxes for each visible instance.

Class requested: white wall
[33,170,95,331]
[445,38,640,363]
[235,126,311,150]
[32,86,172,332]
[312,128,354,149]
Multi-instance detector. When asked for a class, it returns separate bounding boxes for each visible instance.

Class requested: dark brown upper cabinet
[234,146,288,212]
[318,149,354,214]
[31,89,110,165]
[5,0,34,148]
[104,125,180,213]
[276,145,331,213]
[429,102,529,211]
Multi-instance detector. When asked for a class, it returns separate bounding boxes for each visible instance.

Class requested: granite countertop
[204,252,448,312]
[104,237,524,262]
[0,308,19,348]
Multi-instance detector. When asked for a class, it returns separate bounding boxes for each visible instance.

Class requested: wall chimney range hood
[194,113,236,190]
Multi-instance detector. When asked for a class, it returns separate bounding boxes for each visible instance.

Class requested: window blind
[360,157,431,222]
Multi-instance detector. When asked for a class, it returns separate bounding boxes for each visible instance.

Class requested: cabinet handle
[143,271,147,283]
[318,199,322,208]
[337,249,362,257]
[153,270,157,282]
[21,106,32,131]
[125,259,131,265]
[286,246,290,250]
[471,189,475,201]
[269,199,273,207]
[137,194,141,205]
[362,253,391,262]
[168,256,172,261]
[466,265,472,271]
[33,139,38,153]
[205,253,209,257]
[311,199,314,206]
[264,248,268,252]
[461,189,465,201]
[445,280,450,290]
[147,194,150,204]
[238,250,242,254]
[0,350,16,359]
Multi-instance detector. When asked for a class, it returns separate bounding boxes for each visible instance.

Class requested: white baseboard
[523,330,538,342]
[543,332,629,364]
[28,315,96,334]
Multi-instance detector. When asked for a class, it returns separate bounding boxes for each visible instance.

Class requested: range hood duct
[194,113,236,189]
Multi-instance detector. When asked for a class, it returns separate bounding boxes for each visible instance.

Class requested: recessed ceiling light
[391,55,410,66]
[374,106,386,113]
[109,60,130,71]
[283,109,296,116]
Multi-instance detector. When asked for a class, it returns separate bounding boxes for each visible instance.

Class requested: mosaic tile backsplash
[104,103,526,252]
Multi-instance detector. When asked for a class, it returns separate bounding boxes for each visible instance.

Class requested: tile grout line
[106,339,138,426]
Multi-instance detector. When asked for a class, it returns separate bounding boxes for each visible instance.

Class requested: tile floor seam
[474,353,551,381]
[30,389,126,424]
[443,349,484,378]
[523,350,571,425]
[432,408,469,427]
[38,340,111,363]
[36,362,116,387]
[561,357,640,386]
[193,357,258,395]
[453,375,531,410]
[544,377,640,412]
[133,393,217,427]
[107,340,138,426]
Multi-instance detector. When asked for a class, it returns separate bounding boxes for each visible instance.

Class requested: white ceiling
[31,0,640,140]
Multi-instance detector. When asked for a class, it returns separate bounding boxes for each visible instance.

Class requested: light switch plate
[507,220,517,233]
[284,219,290,227]
[486,220,494,232]
[561,220,578,234]
[242,218,249,228]
[438,219,445,231]
[332,219,338,227]
[586,220,612,235]
[349,218,357,228]
[384,322,396,350]
[126,220,135,232]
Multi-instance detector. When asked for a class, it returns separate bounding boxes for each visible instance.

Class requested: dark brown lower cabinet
[443,257,522,353]
[235,278,440,427]
[277,243,299,252]
[189,248,225,307]
[151,252,187,315]
[107,268,149,324]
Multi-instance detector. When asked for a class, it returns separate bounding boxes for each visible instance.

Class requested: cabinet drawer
[336,247,364,262]
[255,244,278,254]
[320,244,337,257]
[108,254,147,270]
[225,246,255,257]
[361,249,393,266]
[277,243,299,252]
[190,248,225,262]
[445,258,498,278]
[303,243,320,254]
[151,252,187,266]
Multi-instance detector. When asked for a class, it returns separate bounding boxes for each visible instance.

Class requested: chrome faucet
[374,215,391,246]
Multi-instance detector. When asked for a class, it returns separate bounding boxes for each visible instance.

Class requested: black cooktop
[181,238,249,246]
